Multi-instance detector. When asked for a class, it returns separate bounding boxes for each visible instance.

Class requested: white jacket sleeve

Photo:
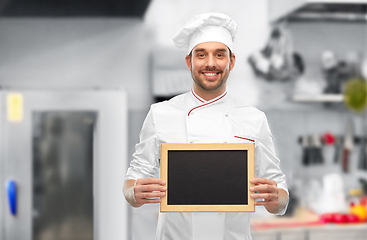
[256,112,289,215]
[125,106,160,181]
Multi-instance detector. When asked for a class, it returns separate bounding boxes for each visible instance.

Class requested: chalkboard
[160,143,255,212]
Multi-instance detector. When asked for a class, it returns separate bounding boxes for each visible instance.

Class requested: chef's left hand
[249,178,288,214]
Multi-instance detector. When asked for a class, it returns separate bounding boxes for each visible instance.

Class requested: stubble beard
[191,67,229,92]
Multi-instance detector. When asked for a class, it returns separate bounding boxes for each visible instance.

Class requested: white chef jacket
[125,90,288,240]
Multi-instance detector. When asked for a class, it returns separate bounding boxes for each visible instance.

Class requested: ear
[229,53,236,71]
[185,55,192,71]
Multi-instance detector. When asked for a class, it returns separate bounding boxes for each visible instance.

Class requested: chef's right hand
[123,178,166,208]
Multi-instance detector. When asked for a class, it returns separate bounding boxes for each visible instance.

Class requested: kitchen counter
[251,208,367,240]
[252,223,367,240]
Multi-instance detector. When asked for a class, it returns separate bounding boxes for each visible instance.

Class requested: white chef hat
[173,12,237,54]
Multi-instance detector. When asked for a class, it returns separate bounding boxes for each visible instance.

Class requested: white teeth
[203,73,217,76]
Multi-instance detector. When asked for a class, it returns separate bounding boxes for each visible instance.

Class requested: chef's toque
[173,12,237,54]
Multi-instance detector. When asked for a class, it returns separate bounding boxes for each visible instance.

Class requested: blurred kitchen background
[1,0,367,239]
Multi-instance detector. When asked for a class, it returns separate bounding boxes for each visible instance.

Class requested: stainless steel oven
[0,90,128,240]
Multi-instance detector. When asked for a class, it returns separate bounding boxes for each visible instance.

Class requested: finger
[138,178,166,185]
[250,178,276,186]
[136,185,167,193]
[138,192,166,199]
[250,184,277,193]
[145,199,162,203]
[251,193,276,200]
[146,198,163,203]
[254,201,274,206]
[137,198,162,204]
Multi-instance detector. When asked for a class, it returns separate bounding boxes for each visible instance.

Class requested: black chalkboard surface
[160,143,255,212]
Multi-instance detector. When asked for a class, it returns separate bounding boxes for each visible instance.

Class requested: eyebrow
[193,48,228,53]
[193,48,205,53]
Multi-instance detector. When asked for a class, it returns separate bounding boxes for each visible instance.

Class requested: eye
[197,53,205,58]
[216,53,224,58]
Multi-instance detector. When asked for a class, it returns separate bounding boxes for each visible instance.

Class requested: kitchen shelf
[307,0,367,4]
[270,0,367,23]
[289,12,367,21]
[292,94,344,102]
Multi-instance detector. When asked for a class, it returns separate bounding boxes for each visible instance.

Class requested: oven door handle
[6,180,17,216]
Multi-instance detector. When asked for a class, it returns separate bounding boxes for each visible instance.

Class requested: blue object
[6,180,17,216]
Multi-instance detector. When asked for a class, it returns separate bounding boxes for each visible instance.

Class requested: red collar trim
[188,92,227,116]
[191,89,204,103]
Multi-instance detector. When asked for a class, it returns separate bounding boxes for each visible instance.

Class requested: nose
[206,55,216,68]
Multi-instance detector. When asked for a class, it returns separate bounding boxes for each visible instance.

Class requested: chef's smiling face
[185,42,236,99]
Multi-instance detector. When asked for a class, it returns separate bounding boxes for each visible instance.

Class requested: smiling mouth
[202,72,220,79]
[203,72,218,76]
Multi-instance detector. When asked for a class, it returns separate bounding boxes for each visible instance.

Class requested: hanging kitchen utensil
[333,136,342,164]
[358,137,367,170]
[360,179,367,194]
[322,132,335,165]
[248,29,276,78]
[358,112,367,170]
[313,134,324,164]
[248,25,304,82]
[342,119,355,173]
[301,135,310,166]
[308,135,318,165]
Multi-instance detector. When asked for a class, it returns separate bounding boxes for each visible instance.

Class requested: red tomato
[320,213,337,223]
[334,213,347,224]
[346,213,360,223]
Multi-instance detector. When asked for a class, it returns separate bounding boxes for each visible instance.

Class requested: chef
[123,12,289,240]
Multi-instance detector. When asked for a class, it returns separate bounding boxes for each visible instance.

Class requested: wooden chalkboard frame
[160,143,255,212]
